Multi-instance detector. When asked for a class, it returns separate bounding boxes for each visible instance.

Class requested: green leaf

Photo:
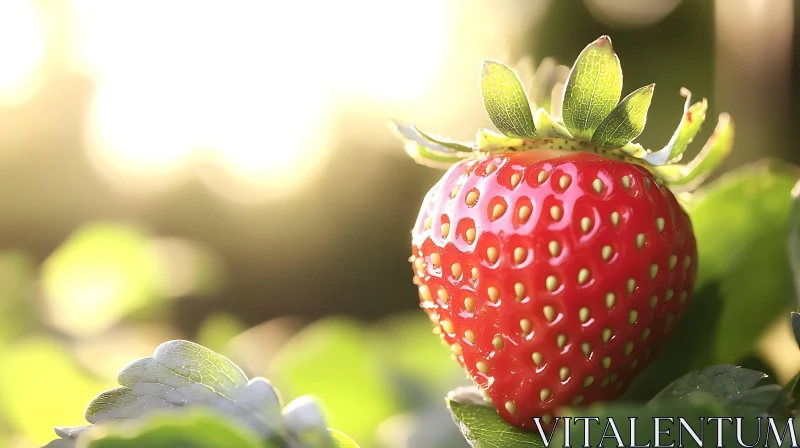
[650,365,766,403]
[447,399,545,447]
[591,84,653,147]
[562,398,739,448]
[561,36,622,139]
[75,410,270,448]
[480,60,537,139]
[685,162,800,363]
[532,108,572,139]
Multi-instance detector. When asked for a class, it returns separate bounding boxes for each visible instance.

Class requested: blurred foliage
[0,337,110,445]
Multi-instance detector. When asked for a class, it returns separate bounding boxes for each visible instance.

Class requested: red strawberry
[393,36,733,430]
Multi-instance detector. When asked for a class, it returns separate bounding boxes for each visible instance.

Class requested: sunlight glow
[0,0,44,103]
[73,1,447,200]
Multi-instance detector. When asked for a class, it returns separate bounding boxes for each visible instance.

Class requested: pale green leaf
[591,84,653,146]
[480,60,537,139]
[561,36,622,139]
[532,108,571,139]
[47,340,348,447]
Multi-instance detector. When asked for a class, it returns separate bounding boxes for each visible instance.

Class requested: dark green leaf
[561,36,622,139]
[591,84,653,147]
[650,365,766,403]
[480,60,537,139]
[686,162,800,363]
[447,399,545,448]
[562,398,747,448]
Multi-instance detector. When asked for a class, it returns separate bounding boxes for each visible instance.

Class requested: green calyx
[389,35,734,191]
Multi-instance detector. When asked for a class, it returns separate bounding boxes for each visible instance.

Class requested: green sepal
[533,108,572,139]
[653,113,734,191]
[388,122,474,169]
[561,35,622,139]
[620,142,648,158]
[480,60,537,139]
[645,88,708,165]
[591,84,654,147]
[476,128,524,151]
[413,125,477,152]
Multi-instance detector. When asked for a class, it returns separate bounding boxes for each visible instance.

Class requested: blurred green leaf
[480,60,537,139]
[269,318,401,446]
[72,410,269,448]
[685,162,800,363]
[0,337,108,445]
[561,36,622,139]
[197,313,247,354]
[40,222,162,337]
[446,399,544,448]
[789,181,800,303]
[371,312,466,397]
[329,429,360,448]
[591,84,653,147]
[0,250,36,346]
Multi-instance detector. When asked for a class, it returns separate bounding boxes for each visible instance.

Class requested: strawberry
[391,36,734,430]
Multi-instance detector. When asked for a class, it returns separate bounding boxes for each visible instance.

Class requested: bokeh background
[0,1,798,447]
